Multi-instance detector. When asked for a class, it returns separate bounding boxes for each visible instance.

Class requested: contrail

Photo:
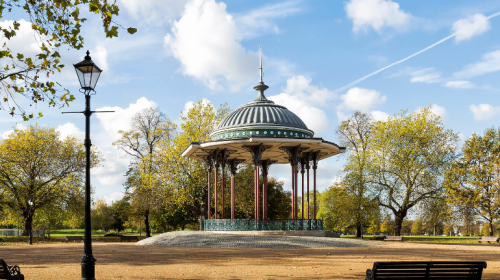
[333,11,500,93]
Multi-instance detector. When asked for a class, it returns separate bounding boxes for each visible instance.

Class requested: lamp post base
[80,255,96,280]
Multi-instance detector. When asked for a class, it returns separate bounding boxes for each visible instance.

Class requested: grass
[340,235,484,244]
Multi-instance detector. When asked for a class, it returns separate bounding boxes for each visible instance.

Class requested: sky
[1,0,500,204]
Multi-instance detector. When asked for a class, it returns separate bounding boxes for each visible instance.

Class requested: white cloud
[452,13,490,43]
[92,97,158,186]
[339,87,386,112]
[470,104,500,121]
[93,46,109,72]
[56,123,85,140]
[118,0,188,25]
[345,0,411,33]
[445,80,475,89]
[430,104,447,121]
[281,75,337,107]
[103,191,125,205]
[96,97,158,142]
[454,50,500,78]
[371,110,389,122]
[410,68,441,83]
[164,0,256,91]
[268,93,330,135]
[235,1,302,39]
[1,123,27,139]
[0,20,40,57]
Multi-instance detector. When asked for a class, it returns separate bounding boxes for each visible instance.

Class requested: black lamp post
[63,50,113,280]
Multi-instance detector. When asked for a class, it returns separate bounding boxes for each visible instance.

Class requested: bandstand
[181,52,345,231]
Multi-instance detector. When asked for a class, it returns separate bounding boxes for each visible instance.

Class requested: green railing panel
[202,219,323,231]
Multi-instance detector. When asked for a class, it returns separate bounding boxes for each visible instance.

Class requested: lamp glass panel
[75,65,102,90]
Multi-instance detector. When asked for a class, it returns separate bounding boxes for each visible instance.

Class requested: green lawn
[341,235,484,244]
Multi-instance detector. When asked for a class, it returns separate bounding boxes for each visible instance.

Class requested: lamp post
[28,200,33,245]
[63,51,113,280]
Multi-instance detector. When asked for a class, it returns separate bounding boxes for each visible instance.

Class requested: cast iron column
[243,144,269,220]
[300,158,305,219]
[227,158,242,220]
[81,94,96,279]
[280,145,303,220]
[214,161,219,219]
[260,159,274,220]
[311,151,319,220]
[207,157,212,219]
[291,165,295,219]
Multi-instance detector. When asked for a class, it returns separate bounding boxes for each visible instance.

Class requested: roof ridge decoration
[250,46,273,105]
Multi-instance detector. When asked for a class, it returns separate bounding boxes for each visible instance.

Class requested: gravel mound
[136,231,381,248]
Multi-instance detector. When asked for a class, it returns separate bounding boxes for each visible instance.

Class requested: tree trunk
[356,224,362,238]
[22,212,33,236]
[144,211,151,237]
[393,214,404,236]
[490,222,494,236]
[433,225,436,236]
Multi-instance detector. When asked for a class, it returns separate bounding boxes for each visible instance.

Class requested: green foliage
[111,198,130,233]
[0,0,136,120]
[91,199,114,231]
[336,111,375,237]
[367,107,459,235]
[444,127,500,236]
[0,123,101,234]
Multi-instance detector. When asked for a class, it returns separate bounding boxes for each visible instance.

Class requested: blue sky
[2,0,500,203]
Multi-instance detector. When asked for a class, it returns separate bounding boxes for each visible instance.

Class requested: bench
[384,236,403,242]
[0,259,24,280]
[365,261,487,280]
[120,236,139,242]
[478,236,499,243]
[0,238,4,244]
[65,236,84,243]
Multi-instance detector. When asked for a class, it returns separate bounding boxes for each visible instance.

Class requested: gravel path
[136,231,381,248]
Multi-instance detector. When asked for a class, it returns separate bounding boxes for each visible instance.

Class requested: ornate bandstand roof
[182,50,345,165]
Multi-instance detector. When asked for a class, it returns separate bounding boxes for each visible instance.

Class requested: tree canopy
[0,0,136,120]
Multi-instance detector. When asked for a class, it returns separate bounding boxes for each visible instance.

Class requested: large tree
[0,0,136,120]
[336,111,374,237]
[114,107,176,237]
[367,107,459,236]
[158,100,230,223]
[444,127,500,235]
[0,124,101,235]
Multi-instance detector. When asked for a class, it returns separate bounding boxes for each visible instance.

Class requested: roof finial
[259,45,263,83]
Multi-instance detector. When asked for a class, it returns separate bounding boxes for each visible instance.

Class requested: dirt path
[0,242,499,279]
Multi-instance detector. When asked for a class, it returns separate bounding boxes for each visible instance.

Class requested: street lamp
[28,200,33,245]
[63,50,113,280]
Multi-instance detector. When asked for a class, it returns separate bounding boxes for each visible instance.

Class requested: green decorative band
[201,219,323,231]
[211,129,313,141]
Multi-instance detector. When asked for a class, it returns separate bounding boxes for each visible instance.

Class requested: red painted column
[221,167,225,219]
[295,168,299,219]
[306,168,310,219]
[214,167,218,219]
[291,166,295,219]
[301,169,304,219]
[231,174,235,219]
[313,168,317,219]
[262,175,268,219]
[256,166,260,219]
[207,169,211,219]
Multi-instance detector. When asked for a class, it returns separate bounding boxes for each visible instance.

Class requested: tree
[111,198,130,233]
[0,0,136,120]
[444,128,500,236]
[114,107,176,237]
[91,199,114,232]
[318,181,379,234]
[0,124,101,235]
[367,107,459,236]
[380,215,393,235]
[158,100,230,224]
[336,111,374,237]
[411,219,423,235]
[420,197,449,236]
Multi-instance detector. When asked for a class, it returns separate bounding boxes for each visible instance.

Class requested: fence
[202,219,323,231]
[0,230,46,237]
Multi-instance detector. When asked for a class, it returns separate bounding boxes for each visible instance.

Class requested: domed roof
[210,80,314,140]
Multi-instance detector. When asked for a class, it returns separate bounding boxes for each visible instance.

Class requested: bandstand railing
[202,219,323,231]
